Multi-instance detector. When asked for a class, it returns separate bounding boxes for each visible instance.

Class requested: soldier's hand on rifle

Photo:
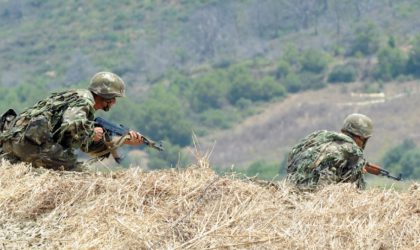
[93,127,104,142]
[124,130,144,145]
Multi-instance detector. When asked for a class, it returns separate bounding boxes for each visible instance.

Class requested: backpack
[0,90,90,143]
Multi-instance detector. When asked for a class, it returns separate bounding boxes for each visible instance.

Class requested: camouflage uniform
[286,130,366,190]
[0,89,107,170]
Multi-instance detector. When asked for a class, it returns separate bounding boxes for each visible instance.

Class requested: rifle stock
[364,163,402,181]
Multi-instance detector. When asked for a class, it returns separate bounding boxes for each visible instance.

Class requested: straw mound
[0,160,419,249]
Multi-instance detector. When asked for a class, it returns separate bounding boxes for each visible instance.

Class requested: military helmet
[342,113,373,138]
[88,72,125,99]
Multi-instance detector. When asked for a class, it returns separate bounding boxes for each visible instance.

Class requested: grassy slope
[0,160,418,249]
[198,81,420,169]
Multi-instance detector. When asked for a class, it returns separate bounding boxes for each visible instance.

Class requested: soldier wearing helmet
[0,72,143,170]
[341,113,373,150]
[286,113,374,190]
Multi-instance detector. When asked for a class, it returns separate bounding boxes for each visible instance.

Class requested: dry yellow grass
[0,159,419,249]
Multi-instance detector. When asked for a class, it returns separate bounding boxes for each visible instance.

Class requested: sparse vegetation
[1,0,420,175]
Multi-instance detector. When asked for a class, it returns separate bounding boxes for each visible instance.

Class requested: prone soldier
[0,72,144,170]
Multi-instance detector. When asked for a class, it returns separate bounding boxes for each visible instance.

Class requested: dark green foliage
[300,49,329,73]
[374,45,407,81]
[0,80,49,112]
[398,150,420,179]
[282,73,302,93]
[382,139,415,168]
[198,109,239,129]
[275,60,291,79]
[381,139,420,179]
[246,160,281,180]
[135,85,192,147]
[228,76,286,104]
[350,22,381,56]
[190,75,229,112]
[406,35,420,77]
[328,64,357,83]
[225,64,286,104]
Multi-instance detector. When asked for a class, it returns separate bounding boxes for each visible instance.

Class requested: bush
[349,22,381,56]
[135,85,192,147]
[381,139,420,179]
[282,73,302,93]
[374,46,407,81]
[228,77,286,104]
[300,49,329,73]
[328,64,357,83]
[275,60,291,79]
[257,77,287,101]
[190,76,228,112]
[246,160,281,180]
[406,35,420,77]
[198,109,238,129]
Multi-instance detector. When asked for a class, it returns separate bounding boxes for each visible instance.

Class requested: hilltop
[0,159,418,249]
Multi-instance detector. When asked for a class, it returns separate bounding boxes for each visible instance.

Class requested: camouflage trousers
[0,115,80,171]
[1,136,79,171]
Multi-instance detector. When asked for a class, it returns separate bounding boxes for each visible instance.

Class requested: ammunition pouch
[24,115,53,146]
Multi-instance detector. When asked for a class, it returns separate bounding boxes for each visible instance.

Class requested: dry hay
[0,159,419,249]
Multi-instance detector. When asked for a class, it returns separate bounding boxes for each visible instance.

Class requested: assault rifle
[94,117,164,152]
[364,163,402,181]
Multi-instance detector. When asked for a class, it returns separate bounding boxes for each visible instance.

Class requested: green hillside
[1,0,420,179]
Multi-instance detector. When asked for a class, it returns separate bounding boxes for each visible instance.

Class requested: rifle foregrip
[364,164,382,175]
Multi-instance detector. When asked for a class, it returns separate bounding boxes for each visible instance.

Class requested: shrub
[381,139,420,179]
[406,35,420,77]
[349,22,381,56]
[190,76,228,112]
[275,60,291,79]
[246,160,281,180]
[135,85,192,147]
[300,49,329,73]
[328,64,357,83]
[374,46,407,81]
[282,73,302,93]
[228,77,286,104]
[198,109,238,129]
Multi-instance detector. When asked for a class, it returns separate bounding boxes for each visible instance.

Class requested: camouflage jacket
[286,130,366,189]
[1,89,96,152]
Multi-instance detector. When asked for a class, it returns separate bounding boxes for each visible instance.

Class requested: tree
[399,150,420,179]
[374,45,406,81]
[190,74,229,112]
[300,49,329,73]
[381,139,420,179]
[135,85,192,147]
[328,64,357,83]
[350,22,381,56]
[407,35,420,77]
